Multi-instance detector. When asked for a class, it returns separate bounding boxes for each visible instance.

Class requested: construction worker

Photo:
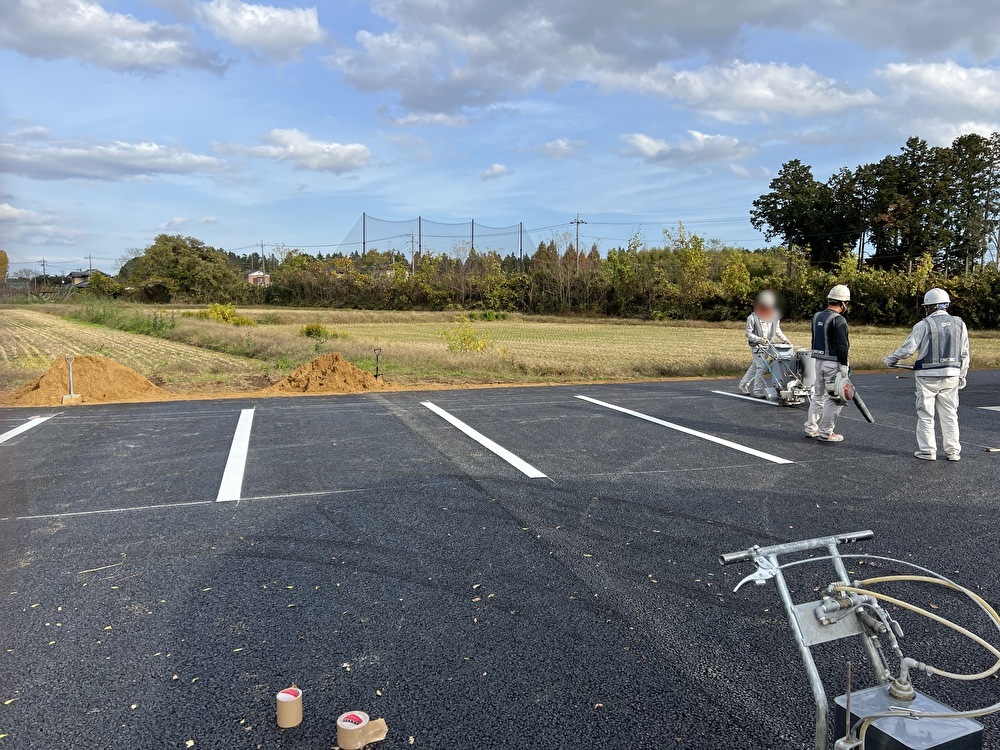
[739,290,791,397]
[805,285,851,442]
[883,288,970,461]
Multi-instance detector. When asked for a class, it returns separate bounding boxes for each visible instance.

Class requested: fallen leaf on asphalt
[185,741,195,748]
[3,698,16,706]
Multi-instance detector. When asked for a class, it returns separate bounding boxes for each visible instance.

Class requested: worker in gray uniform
[739,290,791,397]
[883,288,970,461]
[805,285,851,442]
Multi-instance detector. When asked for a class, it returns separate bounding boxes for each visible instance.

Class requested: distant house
[247,270,271,287]
[69,270,95,288]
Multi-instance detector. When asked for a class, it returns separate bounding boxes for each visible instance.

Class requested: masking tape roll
[276,685,303,728]
[336,710,388,749]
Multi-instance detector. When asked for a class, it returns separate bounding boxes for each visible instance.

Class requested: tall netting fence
[336,215,536,258]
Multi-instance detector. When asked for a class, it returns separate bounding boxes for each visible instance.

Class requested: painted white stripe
[711,390,782,407]
[8,499,217,521]
[216,408,255,502]
[421,401,547,478]
[0,415,54,445]
[981,407,1000,413]
[3,488,375,521]
[575,395,793,465]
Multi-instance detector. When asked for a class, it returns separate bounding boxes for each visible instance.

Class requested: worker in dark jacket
[805,285,851,442]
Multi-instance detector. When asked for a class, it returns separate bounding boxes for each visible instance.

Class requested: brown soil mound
[9,355,167,406]
[266,353,383,395]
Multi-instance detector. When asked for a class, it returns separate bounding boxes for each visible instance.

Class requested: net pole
[362,213,367,254]
[471,219,475,252]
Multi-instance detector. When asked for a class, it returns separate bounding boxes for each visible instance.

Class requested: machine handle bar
[719,530,874,566]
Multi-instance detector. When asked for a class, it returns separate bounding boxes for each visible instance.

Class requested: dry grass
[0,308,268,394]
[4,304,998,397]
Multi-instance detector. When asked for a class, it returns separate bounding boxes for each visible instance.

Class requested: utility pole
[406,232,416,274]
[571,213,587,270]
[87,254,93,271]
[259,240,265,271]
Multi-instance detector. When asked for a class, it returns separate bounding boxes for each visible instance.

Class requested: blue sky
[2,0,1000,274]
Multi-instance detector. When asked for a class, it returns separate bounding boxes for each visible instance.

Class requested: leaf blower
[827,371,875,423]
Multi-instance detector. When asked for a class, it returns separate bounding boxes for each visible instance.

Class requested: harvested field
[0,308,267,395]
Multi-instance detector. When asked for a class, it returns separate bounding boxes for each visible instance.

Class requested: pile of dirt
[8,355,167,406]
[266,353,384,395]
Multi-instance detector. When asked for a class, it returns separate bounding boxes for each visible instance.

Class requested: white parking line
[0,415,55,445]
[421,401,547,478]
[217,408,255,502]
[711,390,782,407]
[575,395,793,465]
[981,407,1000,413]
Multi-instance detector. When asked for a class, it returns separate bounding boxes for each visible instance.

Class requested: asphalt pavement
[1,371,999,750]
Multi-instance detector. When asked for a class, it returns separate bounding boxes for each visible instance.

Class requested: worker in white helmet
[883,288,970,461]
[739,290,791,397]
[805,285,851,442]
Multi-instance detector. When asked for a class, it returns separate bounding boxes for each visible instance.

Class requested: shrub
[300,322,330,339]
[441,316,491,353]
[185,303,258,327]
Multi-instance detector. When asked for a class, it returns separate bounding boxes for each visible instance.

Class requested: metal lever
[733,555,778,592]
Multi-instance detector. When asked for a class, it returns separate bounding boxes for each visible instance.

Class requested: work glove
[960,378,967,390]
[839,365,850,378]
[882,356,896,368]
[760,338,770,347]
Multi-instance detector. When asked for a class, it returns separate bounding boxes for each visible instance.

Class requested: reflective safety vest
[914,314,964,371]
[811,309,842,361]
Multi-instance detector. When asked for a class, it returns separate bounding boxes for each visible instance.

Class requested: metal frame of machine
[721,531,997,750]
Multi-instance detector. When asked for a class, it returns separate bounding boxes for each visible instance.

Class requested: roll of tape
[336,710,388,749]
[276,685,303,728]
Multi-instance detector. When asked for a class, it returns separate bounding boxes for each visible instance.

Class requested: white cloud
[200,216,219,224]
[0,129,225,181]
[879,61,1000,115]
[0,202,86,246]
[391,112,469,128]
[538,138,585,160]
[480,163,511,180]
[328,0,891,120]
[196,0,326,62]
[0,0,224,73]
[224,128,372,173]
[874,61,1000,143]
[599,62,877,122]
[158,217,190,230]
[622,130,755,166]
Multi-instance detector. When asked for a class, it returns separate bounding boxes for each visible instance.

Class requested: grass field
[2,303,999,397]
[0,308,267,394]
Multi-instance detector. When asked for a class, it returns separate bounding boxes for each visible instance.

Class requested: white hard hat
[922,288,950,306]
[828,285,851,302]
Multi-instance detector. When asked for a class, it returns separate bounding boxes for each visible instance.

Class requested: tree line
[89,227,1000,329]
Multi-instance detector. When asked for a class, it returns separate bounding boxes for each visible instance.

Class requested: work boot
[739,383,750,395]
[913,451,936,461]
[817,433,844,443]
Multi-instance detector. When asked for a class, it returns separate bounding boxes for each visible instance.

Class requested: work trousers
[739,350,768,396]
[804,360,844,437]
[915,376,961,458]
